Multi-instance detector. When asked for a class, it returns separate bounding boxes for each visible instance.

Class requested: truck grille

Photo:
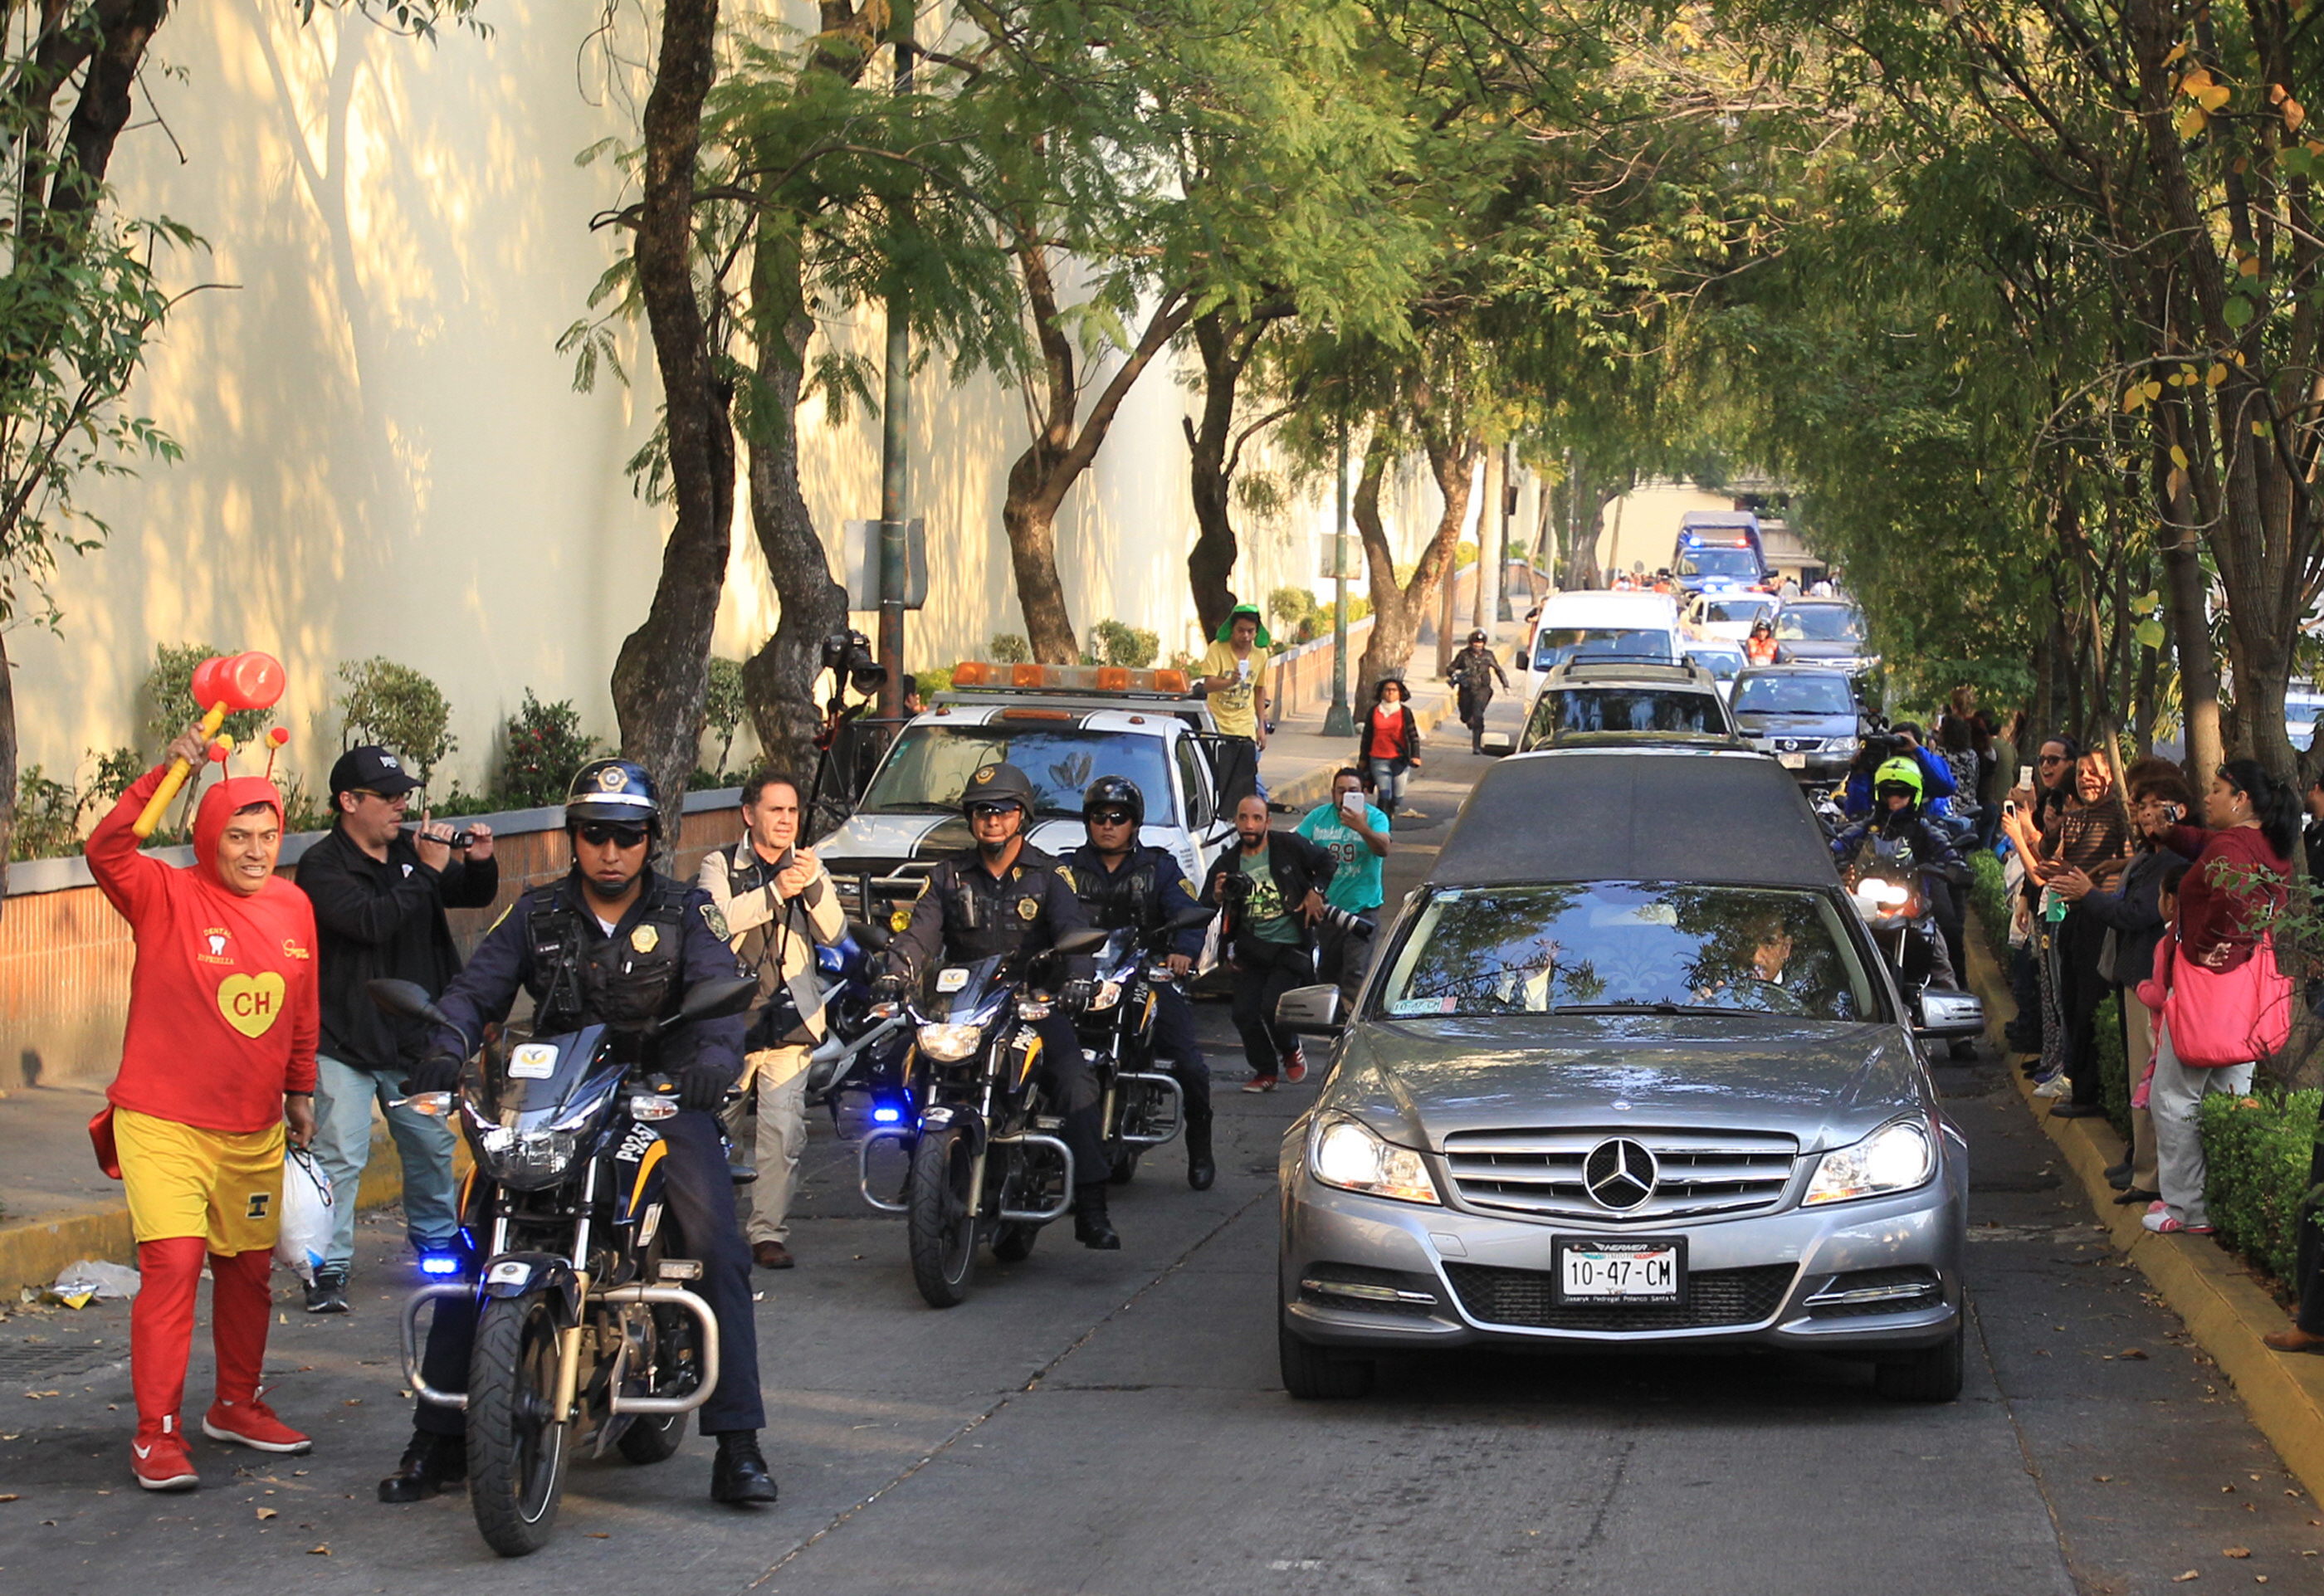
[1443,1261,1796,1332]
[1441,1126,1799,1223]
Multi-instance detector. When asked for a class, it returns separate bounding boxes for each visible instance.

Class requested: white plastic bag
[274,1145,334,1283]
[51,1258,141,1304]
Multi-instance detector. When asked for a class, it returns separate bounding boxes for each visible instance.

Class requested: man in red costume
[85,724,320,1491]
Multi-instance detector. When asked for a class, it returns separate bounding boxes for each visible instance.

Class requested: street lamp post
[876,17,915,720]
[1321,421,1355,738]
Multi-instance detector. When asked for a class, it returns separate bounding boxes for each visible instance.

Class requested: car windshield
[1734,675,1856,715]
[1677,548,1761,581]
[1699,597,1775,627]
[1377,882,1873,1020]
[1532,688,1726,739]
[1774,606,1866,643]
[862,725,1178,820]
[1687,649,1744,682]
[1532,627,1675,670]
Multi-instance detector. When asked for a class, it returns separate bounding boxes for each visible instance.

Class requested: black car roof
[1432,749,1838,889]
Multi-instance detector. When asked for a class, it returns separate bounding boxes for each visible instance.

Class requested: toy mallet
[132,650,286,838]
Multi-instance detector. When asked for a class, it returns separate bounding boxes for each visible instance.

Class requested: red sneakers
[132,1416,199,1491]
[203,1393,312,1454]
[1242,1075,1277,1093]
[1283,1050,1309,1085]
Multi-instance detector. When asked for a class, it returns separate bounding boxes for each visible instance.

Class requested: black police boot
[1186,1124,1216,1192]
[710,1431,779,1506]
[1073,1183,1121,1250]
[378,1428,466,1503]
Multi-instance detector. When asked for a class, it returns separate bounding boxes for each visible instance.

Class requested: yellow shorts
[115,1108,285,1256]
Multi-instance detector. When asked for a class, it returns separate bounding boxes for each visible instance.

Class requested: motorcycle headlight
[1854,878,1914,911]
[1086,979,1124,1013]
[471,1123,583,1190]
[1803,1119,1935,1206]
[917,1022,984,1062]
[1307,1117,1440,1206]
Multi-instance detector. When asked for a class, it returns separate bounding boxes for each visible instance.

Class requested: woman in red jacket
[1356,676,1423,818]
[2143,758,2300,1236]
[85,725,320,1491]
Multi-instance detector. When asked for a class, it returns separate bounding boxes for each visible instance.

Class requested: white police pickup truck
[818,663,1245,939]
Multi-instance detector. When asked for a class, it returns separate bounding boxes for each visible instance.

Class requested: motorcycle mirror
[847,916,894,951]
[1164,905,1213,934]
[663,975,758,1032]
[1054,926,1109,958]
[367,978,453,1029]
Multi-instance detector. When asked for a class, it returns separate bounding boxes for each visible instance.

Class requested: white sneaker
[2033,1074,2070,1098]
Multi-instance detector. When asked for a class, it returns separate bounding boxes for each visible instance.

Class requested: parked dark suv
[1731,666,1867,787]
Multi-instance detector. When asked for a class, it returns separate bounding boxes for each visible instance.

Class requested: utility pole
[1471,446,1500,635]
[1322,421,1355,738]
[1498,440,1517,621]
[876,13,915,720]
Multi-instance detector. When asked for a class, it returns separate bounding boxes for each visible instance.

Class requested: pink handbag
[2162,933,2292,1067]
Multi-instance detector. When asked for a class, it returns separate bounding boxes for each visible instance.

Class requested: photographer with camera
[297,746,498,1314]
[1295,768,1388,1007]
[1204,793,1336,1093]
[698,770,844,1271]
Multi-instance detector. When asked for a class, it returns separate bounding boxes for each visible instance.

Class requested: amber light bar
[950,661,1192,695]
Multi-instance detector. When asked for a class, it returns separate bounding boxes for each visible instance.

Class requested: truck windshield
[1734,675,1856,715]
[1775,607,1866,643]
[860,725,1179,822]
[1534,688,1725,738]
[1677,548,1762,582]
[1531,627,1676,670]
[1378,882,1873,1020]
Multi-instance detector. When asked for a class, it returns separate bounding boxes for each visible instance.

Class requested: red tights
[130,1239,275,1428]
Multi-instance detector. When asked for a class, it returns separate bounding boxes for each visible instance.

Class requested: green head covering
[1216,603,1272,647]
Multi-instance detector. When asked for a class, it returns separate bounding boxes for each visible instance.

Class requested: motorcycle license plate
[1555,1237,1685,1304]
[1778,752,1808,769]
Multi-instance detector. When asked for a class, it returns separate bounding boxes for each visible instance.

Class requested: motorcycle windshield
[927,955,1013,1026]
[469,1024,622,1132]
[1095,930,1140,978]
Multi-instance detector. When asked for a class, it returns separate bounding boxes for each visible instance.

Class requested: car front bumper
[1278,1130,1967,1356]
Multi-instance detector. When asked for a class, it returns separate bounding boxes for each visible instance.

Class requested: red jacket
[85,767,320,1133]
[2163,822,2291,969]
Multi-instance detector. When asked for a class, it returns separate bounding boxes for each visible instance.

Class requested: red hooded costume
[86,766,320,1132]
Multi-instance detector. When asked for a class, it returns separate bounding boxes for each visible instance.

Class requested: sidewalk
[1962,930,2324,1505]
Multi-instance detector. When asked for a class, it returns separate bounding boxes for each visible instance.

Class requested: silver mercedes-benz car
[1272,746,1980,1402]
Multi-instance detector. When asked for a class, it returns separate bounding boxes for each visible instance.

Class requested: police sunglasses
[576,821,651,848]
[1087,810,1135,827]
[967,802,1023,819]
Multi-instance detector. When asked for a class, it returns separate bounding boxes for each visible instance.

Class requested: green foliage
[7,766,79,861]
[496,691,599,812]
[1969,850,2012,965]
[988,634,1032,665]
[2199,1089,2321,1288]
[142,642,275,751]
[86,746,141,807]
[915,665,954,698]
[702,657,747,774]
[1268,588,1318,629]
[1087,620,1159,669]
[337,656,456,783]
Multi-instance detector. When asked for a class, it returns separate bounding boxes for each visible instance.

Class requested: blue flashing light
[418,1252,461,1277]
[872,1104,903,1125]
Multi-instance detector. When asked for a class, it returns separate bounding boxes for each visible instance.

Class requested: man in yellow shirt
[1199,604,1273,796]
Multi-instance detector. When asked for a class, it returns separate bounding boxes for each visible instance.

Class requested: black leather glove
[870,972,908,1005]
[676,1062,729,1115]
[1059,978,1096,1013]
[403,1052,461,1096]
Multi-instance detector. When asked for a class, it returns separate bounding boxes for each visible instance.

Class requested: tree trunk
[740,225,847,797]
[1472,446,1500,633]
[1184,311,1249,639]
[0,629,16,907]
[2160,519,2222,781]
[609,0,731,832]
[1356,433,1477,702]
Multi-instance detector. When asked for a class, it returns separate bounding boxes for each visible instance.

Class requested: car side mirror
[1478,732,1513,757]
[1055,927,1110,957]
[1912,989,1984,1039]
[1274,983,1345,1036]
[666,975,759,1032]
[367,978,453,1029]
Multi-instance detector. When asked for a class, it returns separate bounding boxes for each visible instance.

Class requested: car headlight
[1828,735,1860,756]
[1307,1117,1440,1206]
[1803,1119,1935,1206]
[917,1023,984,1062]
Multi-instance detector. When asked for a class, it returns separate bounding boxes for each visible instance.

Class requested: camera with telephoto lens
[1218,871,1372,941]
[820,630,887,696]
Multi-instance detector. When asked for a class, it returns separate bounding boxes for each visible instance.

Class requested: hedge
[2199,1089,2321,1287]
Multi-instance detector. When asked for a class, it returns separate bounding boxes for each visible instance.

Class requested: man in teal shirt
[1297,768,1390,1003]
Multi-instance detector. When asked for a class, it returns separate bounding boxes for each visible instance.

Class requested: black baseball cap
[330,745,422,799]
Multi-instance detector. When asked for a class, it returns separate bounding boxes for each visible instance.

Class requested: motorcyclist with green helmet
[1831,755,1968,994]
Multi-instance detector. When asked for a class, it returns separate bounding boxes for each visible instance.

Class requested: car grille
[1441,1126,1799,1223]
[1443,1261,1796,1332]
[1765,736,1824,754]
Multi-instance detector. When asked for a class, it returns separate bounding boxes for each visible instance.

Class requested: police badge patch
[1017,896,1040,920]
[699,902,731,942]
[632,924,661,954]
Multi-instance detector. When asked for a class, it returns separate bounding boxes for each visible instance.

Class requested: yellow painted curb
[1962,931,2324,1504]
[0,1127,414,1293]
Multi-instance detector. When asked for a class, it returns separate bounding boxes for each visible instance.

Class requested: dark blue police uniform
[1066,842,1213,1154]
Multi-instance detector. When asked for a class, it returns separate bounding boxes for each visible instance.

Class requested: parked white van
[1519,589,1683,702]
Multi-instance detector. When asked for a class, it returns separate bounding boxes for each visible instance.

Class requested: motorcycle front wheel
[467,1290,572,1557]
[907,1125,979,1308]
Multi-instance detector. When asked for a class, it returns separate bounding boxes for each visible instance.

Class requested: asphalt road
[5,728,2324,1594]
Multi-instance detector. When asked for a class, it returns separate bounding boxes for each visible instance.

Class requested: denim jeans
[309,1052,459,1276]
[1365,759,1409,812]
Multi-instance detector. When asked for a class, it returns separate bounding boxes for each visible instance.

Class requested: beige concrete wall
[1596,482,1740,582]
[10,1,1439,804]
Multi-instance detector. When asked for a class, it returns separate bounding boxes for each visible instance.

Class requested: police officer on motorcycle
[875,762,1120,1248]
[1831,755,1967,994]
[1066,776,1217,1191]
[378,759,779,1508]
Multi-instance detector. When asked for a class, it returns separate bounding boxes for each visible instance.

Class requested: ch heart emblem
[217,972,287,1038]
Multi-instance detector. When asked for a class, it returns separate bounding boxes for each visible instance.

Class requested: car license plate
[1778,752,1808,769]
[1555,1237,1686,1304]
